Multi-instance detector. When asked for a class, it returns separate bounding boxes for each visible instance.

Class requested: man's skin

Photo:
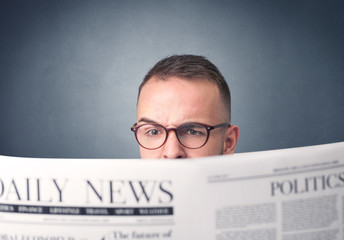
[136,76,239,159]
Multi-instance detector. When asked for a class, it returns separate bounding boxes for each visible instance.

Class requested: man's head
[132,55,239,159]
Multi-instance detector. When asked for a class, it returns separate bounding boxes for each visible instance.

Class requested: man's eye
[186,128,205,136]
[146,129,161,136]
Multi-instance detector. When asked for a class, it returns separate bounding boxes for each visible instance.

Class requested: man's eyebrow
[137,118,158,124]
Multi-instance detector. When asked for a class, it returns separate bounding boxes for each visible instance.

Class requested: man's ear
[223,125,239,154]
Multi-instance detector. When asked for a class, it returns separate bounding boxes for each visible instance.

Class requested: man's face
[136,76,238,159]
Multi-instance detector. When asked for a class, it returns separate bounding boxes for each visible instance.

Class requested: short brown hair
[138,55,231,122]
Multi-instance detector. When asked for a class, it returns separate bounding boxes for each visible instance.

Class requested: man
[131,55,239,159]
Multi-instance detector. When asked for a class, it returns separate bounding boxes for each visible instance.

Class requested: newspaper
[0,141,343,240]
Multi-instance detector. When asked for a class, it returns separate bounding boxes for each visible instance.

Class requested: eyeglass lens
[137,124,166,149]
[136,123,209,149]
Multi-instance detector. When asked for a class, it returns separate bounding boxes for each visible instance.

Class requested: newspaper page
[0,141,343,240]
[0,158,203,239]
[199,141,344,240]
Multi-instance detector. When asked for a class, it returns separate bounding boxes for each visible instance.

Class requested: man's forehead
[137,117,158,124]
[139,76,218,95]
[137,76,227,125]
[138,76,219,106]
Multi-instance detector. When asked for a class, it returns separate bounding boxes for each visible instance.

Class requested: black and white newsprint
[0,141,343,240]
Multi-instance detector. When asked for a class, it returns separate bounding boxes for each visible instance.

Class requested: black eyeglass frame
[131,122,231,150]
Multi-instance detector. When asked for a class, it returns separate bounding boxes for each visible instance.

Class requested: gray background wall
[1,0,343,158]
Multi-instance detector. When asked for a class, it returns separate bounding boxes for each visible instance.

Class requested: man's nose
[162,130,186,159]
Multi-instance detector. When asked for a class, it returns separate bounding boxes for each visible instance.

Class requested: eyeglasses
[131,122,231,150]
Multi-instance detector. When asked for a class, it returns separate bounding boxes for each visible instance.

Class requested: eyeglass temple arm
[212,122,231,129]
[131,123,138,131]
